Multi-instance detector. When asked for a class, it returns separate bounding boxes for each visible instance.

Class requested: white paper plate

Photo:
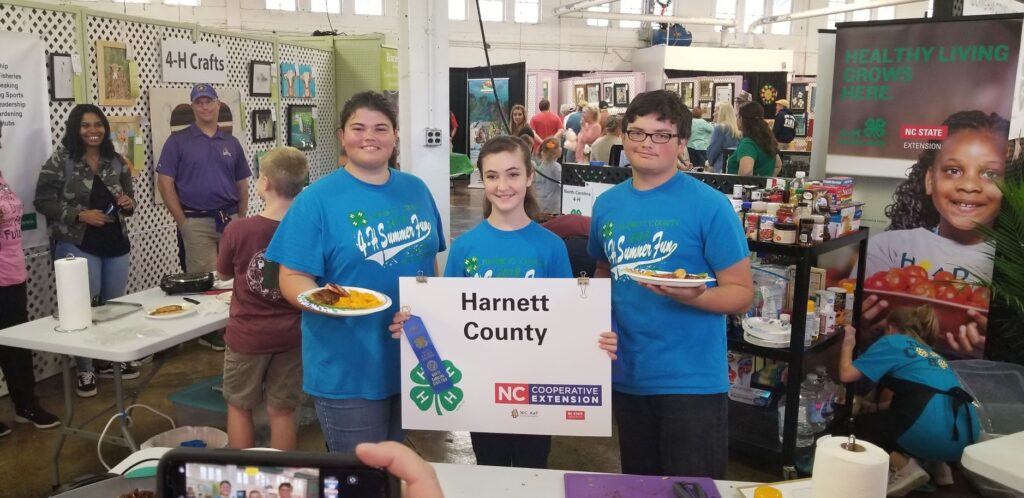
[297,286,392,317]
[624,269,716,288]
[213,278,233,290]
[216,291,233,304]
[144,302,198,320]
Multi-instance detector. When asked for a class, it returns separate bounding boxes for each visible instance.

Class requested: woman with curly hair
[726,102,781,176]
[862,110,1009,355]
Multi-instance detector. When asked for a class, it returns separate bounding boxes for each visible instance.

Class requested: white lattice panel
[0,4,82,393]
[1,8,335,398]
[198,31,275,214]
[278,43,338,184]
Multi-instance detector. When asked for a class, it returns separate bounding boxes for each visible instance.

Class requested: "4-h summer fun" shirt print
[444,220,571,279]
[267,168,445,399]
[587,172,748,395]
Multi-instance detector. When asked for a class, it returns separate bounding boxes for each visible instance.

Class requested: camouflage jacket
[34,147,135,245]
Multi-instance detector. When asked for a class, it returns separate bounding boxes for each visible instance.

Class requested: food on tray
[308,284,383,309]
[630,268,711,280]
[857,265,990,310]
[149,304,185,316]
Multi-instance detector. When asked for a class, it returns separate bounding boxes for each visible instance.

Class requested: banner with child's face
[824,17,1023,358]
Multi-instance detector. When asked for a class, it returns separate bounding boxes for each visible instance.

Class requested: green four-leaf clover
[464,256,479,274]
[601,222,614,239]
[348,211,368,227]
[410,360,464,415]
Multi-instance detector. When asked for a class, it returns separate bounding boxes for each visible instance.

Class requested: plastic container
[804,300,818,347]
[801,373,826,434]
[815,365,837,424]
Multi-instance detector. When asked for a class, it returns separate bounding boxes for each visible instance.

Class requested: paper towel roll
[811,434,889,498]
[55,256,91,331]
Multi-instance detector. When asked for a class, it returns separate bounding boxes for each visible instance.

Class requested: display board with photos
[0,6,330,394]
[560,74,644,110]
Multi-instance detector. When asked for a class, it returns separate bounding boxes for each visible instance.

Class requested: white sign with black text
[160,39,227,84]
[399,277,612,436]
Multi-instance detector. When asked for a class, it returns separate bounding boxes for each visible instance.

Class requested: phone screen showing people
[169,461,389,498]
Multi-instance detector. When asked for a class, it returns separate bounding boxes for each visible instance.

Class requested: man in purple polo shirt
[157,83,250,350]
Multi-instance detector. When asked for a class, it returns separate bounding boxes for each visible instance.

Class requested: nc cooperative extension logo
[494,383,603,406]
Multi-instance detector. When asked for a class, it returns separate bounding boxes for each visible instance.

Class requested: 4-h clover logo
[601,222,614,239]
[410,360,464,415]
[863,118,886,139]
[464,256,479,274]
[348,211,368,227]
[570,209,582,215]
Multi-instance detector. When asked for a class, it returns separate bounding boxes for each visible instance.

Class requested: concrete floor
[0,179,980,497]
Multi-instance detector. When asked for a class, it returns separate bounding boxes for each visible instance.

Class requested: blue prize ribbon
[404,315,454,393]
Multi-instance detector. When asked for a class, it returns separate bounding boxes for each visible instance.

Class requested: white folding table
[0,287,228,489]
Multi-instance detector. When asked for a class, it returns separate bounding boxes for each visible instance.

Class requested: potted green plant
[976,176,1024,365]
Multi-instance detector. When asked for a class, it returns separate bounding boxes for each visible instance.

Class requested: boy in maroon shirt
[216,147,307,449]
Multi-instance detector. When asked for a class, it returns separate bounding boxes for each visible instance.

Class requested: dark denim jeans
[613,391,728,479]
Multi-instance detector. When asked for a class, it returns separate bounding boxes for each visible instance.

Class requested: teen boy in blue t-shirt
[586,90,753,479]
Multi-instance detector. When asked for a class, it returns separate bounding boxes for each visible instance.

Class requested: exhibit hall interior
[0,0,1022,497]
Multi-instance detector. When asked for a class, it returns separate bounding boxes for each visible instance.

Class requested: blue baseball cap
[190,83,218,102]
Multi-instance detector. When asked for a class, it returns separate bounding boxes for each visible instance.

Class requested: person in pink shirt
[575,105,602,163]
[0,121,61,436]
[529,99,563,141]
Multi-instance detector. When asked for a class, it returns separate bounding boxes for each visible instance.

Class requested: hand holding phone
[355,442,444,498]
[159,448,401,498]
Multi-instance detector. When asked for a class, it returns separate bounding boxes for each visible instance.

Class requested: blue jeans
[313,395,403,453]
[55,241,130,373]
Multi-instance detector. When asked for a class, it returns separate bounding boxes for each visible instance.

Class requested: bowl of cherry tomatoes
[849,265,989,336]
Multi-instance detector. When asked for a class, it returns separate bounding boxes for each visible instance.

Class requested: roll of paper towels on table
[811,435,888,498]
[55,256,91,331]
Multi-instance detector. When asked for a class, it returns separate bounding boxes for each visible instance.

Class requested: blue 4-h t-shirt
[587,172,748,395]
[266,168,446,400]
[444,220,572,279]
[854,334,979,461]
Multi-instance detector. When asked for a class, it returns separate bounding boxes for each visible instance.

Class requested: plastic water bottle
[801,373,826,434]
[816,366,837,425]
[804,300,818,348]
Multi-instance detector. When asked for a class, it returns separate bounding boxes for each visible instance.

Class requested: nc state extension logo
[565,410,586,420]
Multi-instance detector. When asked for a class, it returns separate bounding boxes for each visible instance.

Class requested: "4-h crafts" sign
[398,277,612,436]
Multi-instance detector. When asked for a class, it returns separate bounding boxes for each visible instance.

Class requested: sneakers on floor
[14,405,61,429]
[888,458,930,497]
[198,334,226,351]
[77,371,97,398]
[0,422,10,437]
[97,362,140,380]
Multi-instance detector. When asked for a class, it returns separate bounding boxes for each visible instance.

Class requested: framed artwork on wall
[586,83,601,105]
[664,82,681,96]
[251,109,275,142]
[681,82,695,108]
[698,80,713,100]
[713,82,734,105]
[698,101,713,118]
[794,113,808,137]
[287,105,316,150]
[249,61,272,97]
[48,52,74,101]
[574,84,586,106]
[96,40,134,106]
[603,83,613,102]
[789,83,809,112]
[613,83,630,107]
[107,116,142,177]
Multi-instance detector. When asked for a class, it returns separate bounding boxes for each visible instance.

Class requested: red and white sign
[900,125,948,140]
[566,410,586,420]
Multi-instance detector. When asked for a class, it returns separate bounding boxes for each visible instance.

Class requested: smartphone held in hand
[158,448,399,498]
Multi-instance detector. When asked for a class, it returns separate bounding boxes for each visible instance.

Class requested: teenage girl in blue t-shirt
[393,136,617,468]
[840,306,978,495]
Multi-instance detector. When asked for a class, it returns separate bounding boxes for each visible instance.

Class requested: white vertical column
[398,0,452,260]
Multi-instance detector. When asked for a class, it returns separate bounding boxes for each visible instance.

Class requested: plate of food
[624,268,716,288]
[297,283,392,317]
[144,303,198,320]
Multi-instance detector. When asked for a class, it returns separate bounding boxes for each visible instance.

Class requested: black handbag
[160,272,214,294]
